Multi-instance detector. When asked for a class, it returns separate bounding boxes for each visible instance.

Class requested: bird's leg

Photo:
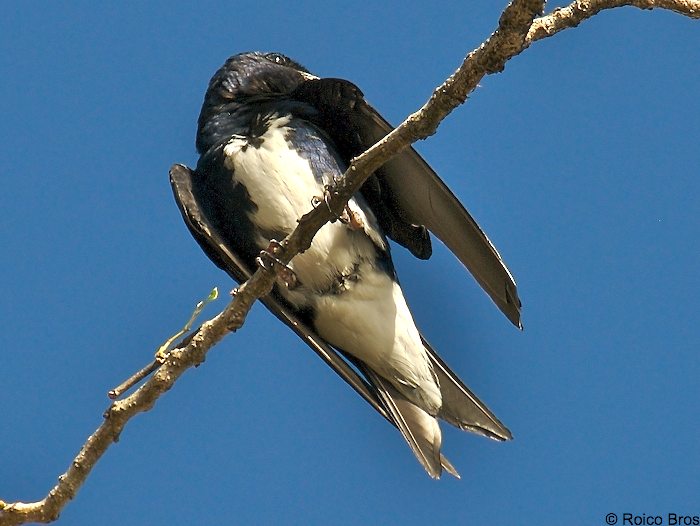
[256,239,298,289]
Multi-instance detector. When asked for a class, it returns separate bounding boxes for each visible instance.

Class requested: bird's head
[196,52,315,153]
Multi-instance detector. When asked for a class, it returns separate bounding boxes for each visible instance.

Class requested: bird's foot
[311,185,335,215]
[256,240,298,289]
[339,205,364,231]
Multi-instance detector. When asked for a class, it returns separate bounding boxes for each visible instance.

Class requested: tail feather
[422,337,512,441]
[364,369,459,479]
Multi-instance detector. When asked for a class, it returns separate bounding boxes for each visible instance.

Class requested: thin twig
[108,288,219,399]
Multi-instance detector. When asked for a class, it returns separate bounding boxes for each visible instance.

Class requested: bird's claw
[311,185,335,216]
[311,187,363,231]
[339,205,364,231]
[256,240,298,289]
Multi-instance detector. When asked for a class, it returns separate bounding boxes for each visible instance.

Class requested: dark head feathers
[196,52,313,153]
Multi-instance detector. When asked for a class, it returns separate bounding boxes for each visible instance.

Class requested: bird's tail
[363,368,460,479]
[359,335,511,478]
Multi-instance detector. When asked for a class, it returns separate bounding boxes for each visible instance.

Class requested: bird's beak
[300,71,320,81]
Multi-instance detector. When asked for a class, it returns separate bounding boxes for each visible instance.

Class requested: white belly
[223,116,382,293]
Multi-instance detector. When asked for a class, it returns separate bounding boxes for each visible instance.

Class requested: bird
[170,51,521,478]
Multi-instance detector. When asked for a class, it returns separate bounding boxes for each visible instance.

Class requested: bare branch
[1,0,697,523]
[528,0,700,43]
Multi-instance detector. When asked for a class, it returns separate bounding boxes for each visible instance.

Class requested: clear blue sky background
[2,3,698,525]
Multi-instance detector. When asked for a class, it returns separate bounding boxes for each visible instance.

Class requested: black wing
[292,78,522,328]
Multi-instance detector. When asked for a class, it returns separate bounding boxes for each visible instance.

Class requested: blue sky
[2,2,698,525]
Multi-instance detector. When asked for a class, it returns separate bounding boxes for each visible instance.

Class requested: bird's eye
[263,52,309,74]
[265,53,285,65]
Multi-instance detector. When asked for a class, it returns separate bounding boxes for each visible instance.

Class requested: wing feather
[291,78,521,327]
[421,336,512,441]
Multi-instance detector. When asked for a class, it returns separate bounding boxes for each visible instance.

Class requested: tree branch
[1,0,697,523]
[528,0,700,43]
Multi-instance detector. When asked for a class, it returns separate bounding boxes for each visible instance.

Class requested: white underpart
[223,116,441,414]
[315,270,442,414]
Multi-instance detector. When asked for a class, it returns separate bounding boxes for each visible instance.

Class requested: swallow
[170,51,521,478]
